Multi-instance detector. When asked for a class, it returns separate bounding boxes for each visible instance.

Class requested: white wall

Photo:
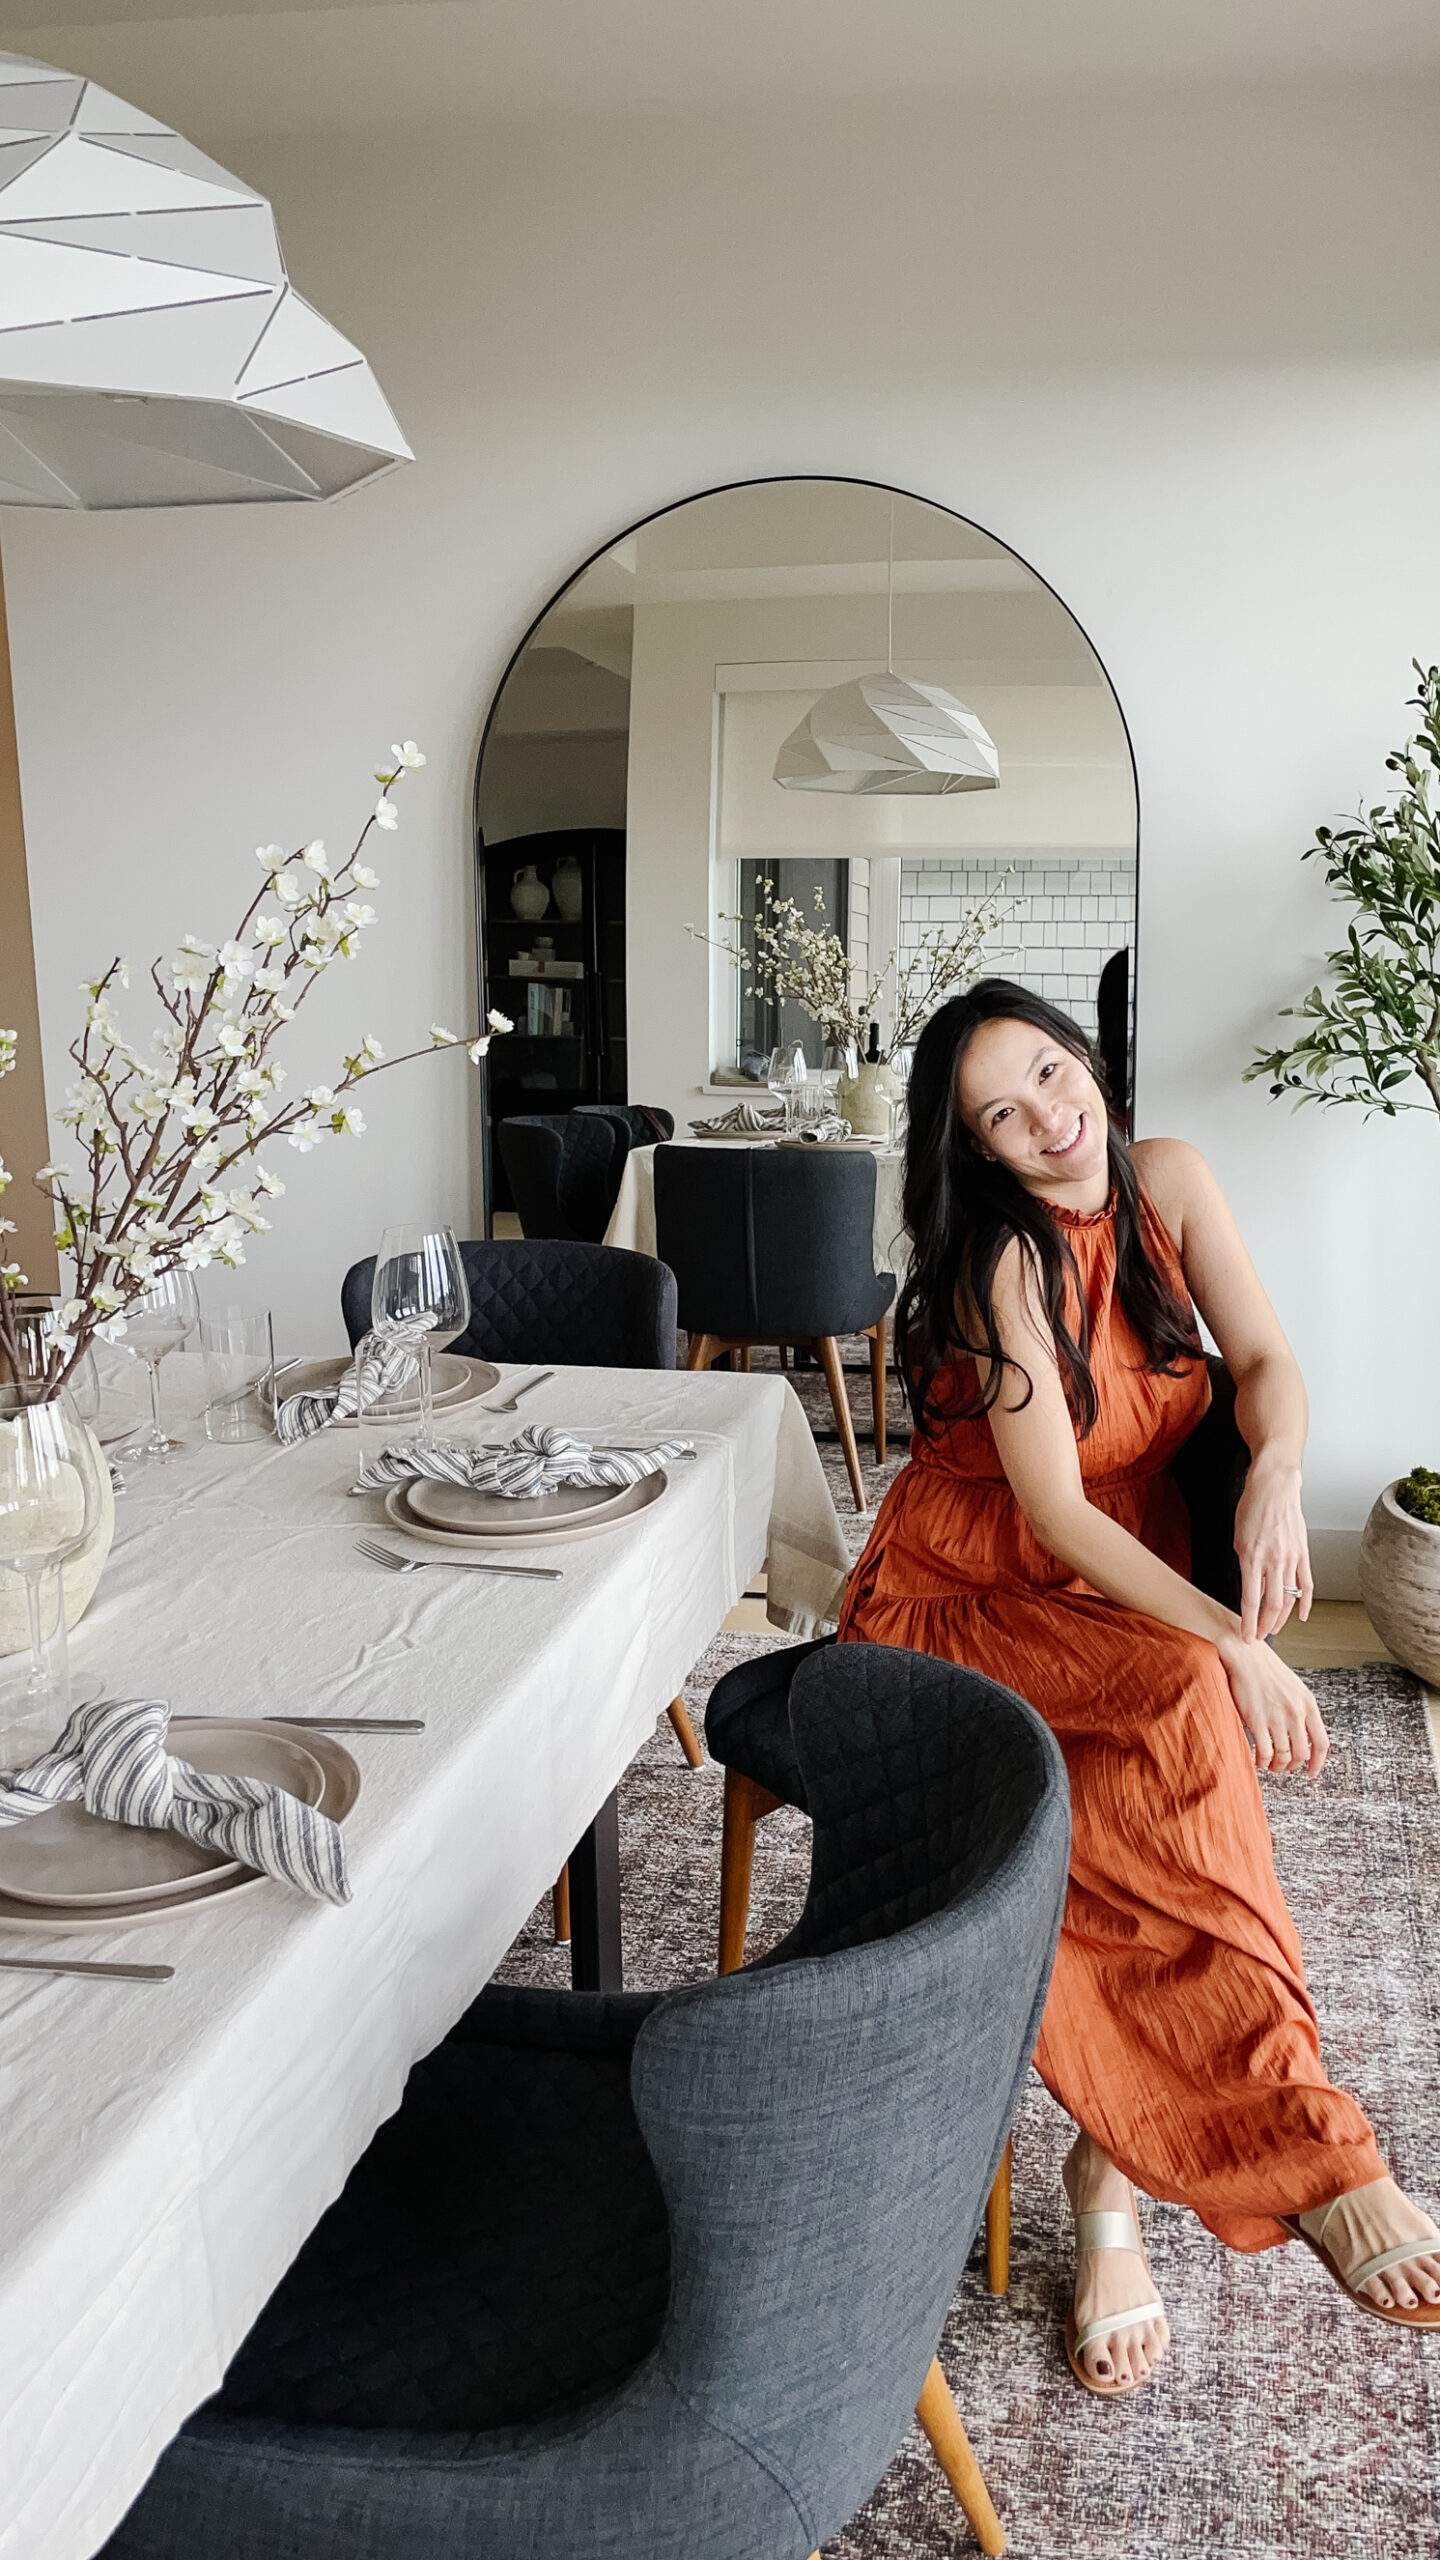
[4,68,1440,1583]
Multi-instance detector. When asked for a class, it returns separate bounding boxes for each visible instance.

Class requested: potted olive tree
[1247,660,1440,1676]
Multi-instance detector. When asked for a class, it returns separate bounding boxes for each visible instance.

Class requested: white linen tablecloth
[603,1138,910,1278]
[0,1355,847,2560]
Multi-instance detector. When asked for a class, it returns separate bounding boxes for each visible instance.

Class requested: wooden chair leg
[685,1332,717,1370]
[985,2139,1012,2295]
[738,1344,752,1372]
[718,1767,781,1973]
[915,2358,1006,2557]
[666,1695,704,1769]
[868,1313,888,1464]
[552,1866,570,1943]
[816,1333,867,1510]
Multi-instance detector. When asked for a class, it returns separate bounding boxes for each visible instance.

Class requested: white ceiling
[0,0,1436,137]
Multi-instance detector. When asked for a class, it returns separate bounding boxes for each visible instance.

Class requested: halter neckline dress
[838,1184,1383,2249]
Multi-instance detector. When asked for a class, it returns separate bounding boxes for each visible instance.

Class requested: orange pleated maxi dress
[838,1187,1384,2251]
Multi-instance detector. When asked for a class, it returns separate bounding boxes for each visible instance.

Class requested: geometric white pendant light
[0,50,412,507]
[773,491,1000,798]
[773,671,1001,796]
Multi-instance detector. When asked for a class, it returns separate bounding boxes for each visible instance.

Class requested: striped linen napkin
[0,1697,351,1904]
[276,1313,434,1446]
[688,1100,783,1135]
[352,1421,692,1500]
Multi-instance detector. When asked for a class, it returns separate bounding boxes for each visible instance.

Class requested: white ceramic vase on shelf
[510,864,550,922]
[838,1058,901,1138]
[551,855,583,920]
[1358,1483,1440,1684]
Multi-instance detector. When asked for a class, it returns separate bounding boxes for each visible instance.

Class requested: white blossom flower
[90,1283,125,1315]
[192,1138,223,1173]
[343,901,377,930]
[226,1191,272,1233]
[215,1021,249,1057]
[300,840,331,879]
[216,939,253,982]
[352,865,380,891]
[171,950,213,997]
[255,844,286,874]
[182,1102,218,1135]
[1,1261,28,1288]
[35,1163,75,1192]
[430,1024,460,1046]
[303,1085,336,1109]
[179,935,217,960]
[253,966,285,994]
[487,1008,514,1034]
[274,874,306,909]
[466,1036,490,1063]
[254,1165,285,1198]
[178,1235,214,1270]
[253,914,287,949]
[128,1085,170,1125]
[94,1312,128,1342]
[374,799,399,831]
[287,1121,326,1152]
[361,1033,385,1063]
[267,996,296,1021]
[330,1105,366,1137]
[391,741,425,769]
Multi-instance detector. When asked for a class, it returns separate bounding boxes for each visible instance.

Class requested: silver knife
[0,1956,174,1981]
[272,1716,426,1733]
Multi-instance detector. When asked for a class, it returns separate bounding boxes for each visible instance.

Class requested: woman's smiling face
[955,1014,1111,1199]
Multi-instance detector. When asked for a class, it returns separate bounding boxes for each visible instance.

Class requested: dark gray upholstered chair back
[101,1647,1068,2560]
[574,1101,675,1149]
[1170,1355,1248,1612]
[341,1238,676,1371]
[497,1112,622,1242]
[654,1145,892,1341]
[627,1646,1068,2538]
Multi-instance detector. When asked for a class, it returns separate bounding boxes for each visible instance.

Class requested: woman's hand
[1218,1632,1328,1777]
[1233,1457,1314,1643]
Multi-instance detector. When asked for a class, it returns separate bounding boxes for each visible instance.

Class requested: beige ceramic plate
[0,1724,326,1908]
[275,1353,500,1424]
[403,1477,634,1536]
[0,1722,360,1935]
[383,1470,668,1551]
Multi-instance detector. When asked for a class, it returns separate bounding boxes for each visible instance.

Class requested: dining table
[603,1132,909,1277]
[0,1351,850,2560]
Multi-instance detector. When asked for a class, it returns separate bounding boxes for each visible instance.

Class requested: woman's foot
[1301,2177,1440,2311]
[1063,2133,1170,2389]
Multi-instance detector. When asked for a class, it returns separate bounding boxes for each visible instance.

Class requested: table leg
[569,1788,623,1990]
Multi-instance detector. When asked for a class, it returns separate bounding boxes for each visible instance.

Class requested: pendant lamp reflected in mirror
[0,49,411,507]
[773,496,1000,798]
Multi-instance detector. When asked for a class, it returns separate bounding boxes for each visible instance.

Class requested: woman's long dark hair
[898,979,1200,1437]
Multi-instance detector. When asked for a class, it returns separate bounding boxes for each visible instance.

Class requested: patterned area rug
[498,1363,1440,2558]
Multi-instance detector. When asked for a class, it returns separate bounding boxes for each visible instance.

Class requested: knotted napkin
[352,1421,692,1500]
[0,1696,351,1904]
[688,1100,853,1142]
[276,1313,436,1446]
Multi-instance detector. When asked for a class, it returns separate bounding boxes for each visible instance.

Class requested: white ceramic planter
[0,1426,116,1659]
[1358,1481,1440,1684]
[838,1059,900,1138]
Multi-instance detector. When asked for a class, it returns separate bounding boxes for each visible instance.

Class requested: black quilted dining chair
[342,1237,676,1373]
[653,1146,895,1512]
[496,1113,624,1243]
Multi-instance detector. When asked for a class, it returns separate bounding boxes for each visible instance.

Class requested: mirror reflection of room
[477,477,1137,1214]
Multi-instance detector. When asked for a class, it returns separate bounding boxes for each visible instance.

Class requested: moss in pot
[1359,1467,1440,1685]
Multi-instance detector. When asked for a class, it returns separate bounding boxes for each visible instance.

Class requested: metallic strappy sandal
[1064,2205,1168,2396]
[1278,2200,1440,2328]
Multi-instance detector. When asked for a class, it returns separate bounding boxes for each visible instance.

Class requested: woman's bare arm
[978,1237,1327,1774]
[1132,1136,1313,1640]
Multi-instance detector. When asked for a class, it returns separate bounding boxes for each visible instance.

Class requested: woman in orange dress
[838,979,1440,2393]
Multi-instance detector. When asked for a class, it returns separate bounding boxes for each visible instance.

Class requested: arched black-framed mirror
[475,477,1138,1221]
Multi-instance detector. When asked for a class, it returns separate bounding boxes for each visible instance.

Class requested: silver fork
[480,1369,554,1415]
[354,1535,562,1582]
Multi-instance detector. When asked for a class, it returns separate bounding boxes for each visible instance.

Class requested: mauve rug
[498,1352,1440,2558]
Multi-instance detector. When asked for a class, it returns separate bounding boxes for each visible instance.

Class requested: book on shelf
[525,982,575,1037]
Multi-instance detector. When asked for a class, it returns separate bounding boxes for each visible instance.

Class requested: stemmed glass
[766,1042,807,1135]
[0,1383,103,1760]
[372,1226,471,1349]
[124,1268,200,1462]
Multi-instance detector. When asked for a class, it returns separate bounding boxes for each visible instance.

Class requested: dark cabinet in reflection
[478,827,627,1214]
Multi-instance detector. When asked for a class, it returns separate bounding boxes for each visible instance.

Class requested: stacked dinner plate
[0,1720,360,1935]
[276,1352,501,1424]
[382,1470,670,1553]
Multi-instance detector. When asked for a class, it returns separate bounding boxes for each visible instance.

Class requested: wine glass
[766,1043,806,1136]
[0,1383,103,1759]
[124,1268,199,1462]
[371,1226,471,1350]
